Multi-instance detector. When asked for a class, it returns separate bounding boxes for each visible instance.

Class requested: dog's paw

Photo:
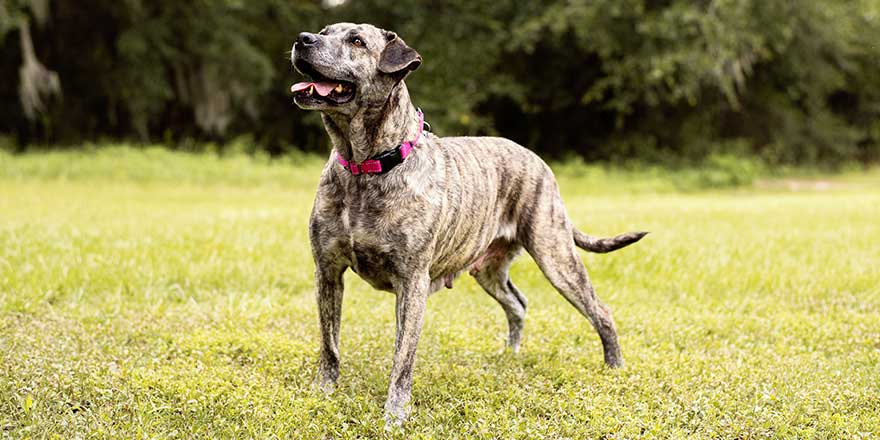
[383,414,405,431]
[604,354,624,369]
[383,400,410,429]
[313,371,338,395]
[317,380,336,394]
[496,343,521,356]
[509,341,521,354]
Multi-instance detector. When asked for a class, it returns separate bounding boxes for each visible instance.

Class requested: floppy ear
[379,33,422,75]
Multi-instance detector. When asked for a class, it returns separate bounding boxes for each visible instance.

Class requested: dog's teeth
[335,84,344,93]
[308,85,315,95]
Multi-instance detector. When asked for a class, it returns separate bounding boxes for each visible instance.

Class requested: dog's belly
[423,140,534,286]
[428,223,512,289]
[427,200,515,287]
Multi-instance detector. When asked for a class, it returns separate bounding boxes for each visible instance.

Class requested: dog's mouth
[291,60,355,106]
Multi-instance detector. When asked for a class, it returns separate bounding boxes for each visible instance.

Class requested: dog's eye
[350,37,365,48]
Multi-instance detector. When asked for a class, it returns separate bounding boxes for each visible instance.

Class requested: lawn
[1,147,878,439]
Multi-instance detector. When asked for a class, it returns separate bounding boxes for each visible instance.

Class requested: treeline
[2,0,879,165]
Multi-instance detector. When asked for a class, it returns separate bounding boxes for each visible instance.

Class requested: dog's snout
[297,32,319,47]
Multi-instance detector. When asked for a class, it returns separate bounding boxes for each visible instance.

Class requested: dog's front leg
[315,264,345,392]
[384,273,430,426]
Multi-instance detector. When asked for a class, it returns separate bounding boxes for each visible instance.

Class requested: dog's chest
[348,234,399,291]
[339,207,404,292]
[329,174,443,292]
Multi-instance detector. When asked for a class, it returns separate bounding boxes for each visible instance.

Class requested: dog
[291,23,647,426]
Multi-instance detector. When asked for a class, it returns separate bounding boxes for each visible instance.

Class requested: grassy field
[1,147,879,439]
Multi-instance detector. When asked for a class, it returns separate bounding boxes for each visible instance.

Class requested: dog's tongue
[290,81,337,97]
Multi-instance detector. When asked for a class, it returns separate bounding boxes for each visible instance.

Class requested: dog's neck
[322,83,421,163]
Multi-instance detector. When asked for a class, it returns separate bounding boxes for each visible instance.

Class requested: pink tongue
[290,81,338,96]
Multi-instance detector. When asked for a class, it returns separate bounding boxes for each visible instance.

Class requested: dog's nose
[298,32,318,46]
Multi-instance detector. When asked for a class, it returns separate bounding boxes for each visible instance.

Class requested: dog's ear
[379,32,421,75]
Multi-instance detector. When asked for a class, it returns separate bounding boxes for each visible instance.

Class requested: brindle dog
[291,23,647,426]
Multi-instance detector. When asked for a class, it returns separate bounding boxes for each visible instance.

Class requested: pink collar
[336,109,425,175]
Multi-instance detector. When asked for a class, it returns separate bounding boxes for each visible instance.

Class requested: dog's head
[291,23,421,114]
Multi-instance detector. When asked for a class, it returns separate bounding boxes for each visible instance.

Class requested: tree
[1,0,878,165]
[2,0,61,123]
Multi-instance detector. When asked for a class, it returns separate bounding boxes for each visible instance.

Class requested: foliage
[481,0,880,165]
[1,0,879,165]
[1,150,879,438]
[0,0,49,35]
[1,0,327,148]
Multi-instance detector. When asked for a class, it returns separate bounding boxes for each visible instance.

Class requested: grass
[1,146,879,439]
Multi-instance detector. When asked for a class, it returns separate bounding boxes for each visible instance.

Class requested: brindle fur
[292,23,647,426]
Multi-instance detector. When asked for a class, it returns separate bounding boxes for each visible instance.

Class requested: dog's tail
[573,229,648,253]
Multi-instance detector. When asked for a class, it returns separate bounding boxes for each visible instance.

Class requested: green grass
[1,147,879,439]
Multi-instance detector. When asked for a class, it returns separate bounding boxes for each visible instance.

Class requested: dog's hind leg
[523,227,624,368]
[470,241,527,352]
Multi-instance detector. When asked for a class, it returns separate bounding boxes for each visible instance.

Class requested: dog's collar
[336,109,426,175]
